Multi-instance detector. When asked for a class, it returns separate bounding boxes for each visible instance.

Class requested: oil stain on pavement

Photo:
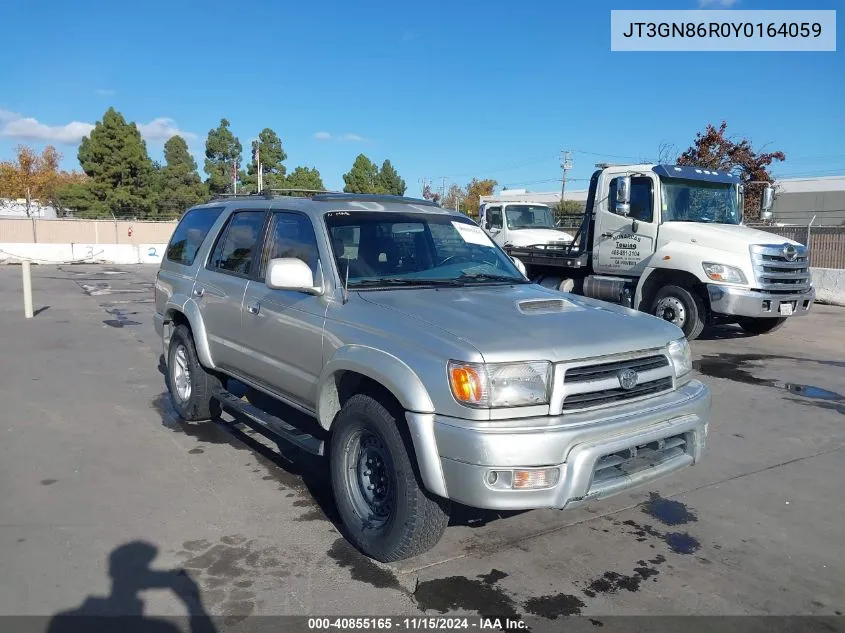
[694,353,844,402]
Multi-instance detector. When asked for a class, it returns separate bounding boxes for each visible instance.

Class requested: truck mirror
[485,220,491,230]
[761,185,774,212]
[616,176,631,216]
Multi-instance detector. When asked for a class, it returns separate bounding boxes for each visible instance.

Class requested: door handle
[247,302,260,315]
[193,286,205,298]
[601,232,613,238]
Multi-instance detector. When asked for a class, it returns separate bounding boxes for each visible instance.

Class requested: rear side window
[207,210,267,276]
[165,206,224,266]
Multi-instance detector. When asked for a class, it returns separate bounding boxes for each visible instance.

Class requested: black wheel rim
[345,428,395,529]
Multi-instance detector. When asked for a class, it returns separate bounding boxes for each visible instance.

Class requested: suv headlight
[702,262,747,284]
[667,338,693,383]
[448,360,551,408]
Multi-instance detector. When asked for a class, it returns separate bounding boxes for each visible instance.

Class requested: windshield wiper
[457,272,528,284]
[350,278,463,288]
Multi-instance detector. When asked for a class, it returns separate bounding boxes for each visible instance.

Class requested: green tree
[342,154,383,193]
[156,136,208,217]
[243,127,287,193]
[377,159,406,196]
[282,166,325,196]
[204,118,243,196]
[56,107,156,218]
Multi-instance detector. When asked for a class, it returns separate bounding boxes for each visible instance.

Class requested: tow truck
[497,164,815,340]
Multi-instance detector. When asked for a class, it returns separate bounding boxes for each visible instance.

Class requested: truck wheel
[651,285,706,340]
[166,324,222,421]
[736,317,787,335]
[330,394,450,562]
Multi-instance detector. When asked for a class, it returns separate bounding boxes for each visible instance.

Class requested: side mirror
[485,220,491,230]
[616,176,631,216]
[761,185,774,212]
[266,258,323,295]
[510,256,528,278]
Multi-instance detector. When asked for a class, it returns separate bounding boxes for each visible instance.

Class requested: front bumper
[707,284,815,318]
[405,380,710,511]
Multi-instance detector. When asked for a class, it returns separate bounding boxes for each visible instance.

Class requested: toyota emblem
[782,244,798,261]
[618,368,638,390]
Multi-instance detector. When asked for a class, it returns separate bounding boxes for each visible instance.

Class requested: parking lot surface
[1,264,843,630]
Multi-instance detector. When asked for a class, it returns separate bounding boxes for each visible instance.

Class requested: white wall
[0,243,167,265]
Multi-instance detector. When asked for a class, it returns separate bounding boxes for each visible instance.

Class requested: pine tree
[204,118,243,195]
[157,136,208,217]
[342,154,382,193]
[243,128,287,192]
[377,159,406,196]
[61,107,156,218]
[283,166,325,195]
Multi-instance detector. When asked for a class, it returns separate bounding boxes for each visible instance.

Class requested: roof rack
[311,193,439,207]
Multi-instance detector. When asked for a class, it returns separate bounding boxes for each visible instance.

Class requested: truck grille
[552,353,674,414]
[750,244,811,293]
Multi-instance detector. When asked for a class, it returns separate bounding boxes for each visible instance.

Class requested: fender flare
[316,345,435,430]
[164,297,215,369]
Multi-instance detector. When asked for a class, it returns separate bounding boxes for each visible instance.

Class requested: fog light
[762,300,771,312]
[513,468,559,490]
[486,471,499,485]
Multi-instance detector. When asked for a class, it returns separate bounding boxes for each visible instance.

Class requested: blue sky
[0,0,842,197]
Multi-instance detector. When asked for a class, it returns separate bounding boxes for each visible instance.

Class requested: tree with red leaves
[676,121,785,221]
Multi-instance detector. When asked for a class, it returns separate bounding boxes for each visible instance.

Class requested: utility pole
[560,150,573,205]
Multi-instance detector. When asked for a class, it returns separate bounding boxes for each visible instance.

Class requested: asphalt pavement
[0,264,843,632]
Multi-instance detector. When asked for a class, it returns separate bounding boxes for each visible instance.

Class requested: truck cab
[506,163,815,340]
[479,200,575,249]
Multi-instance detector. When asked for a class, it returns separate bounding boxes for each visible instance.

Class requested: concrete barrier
[811,267,845,307]
[0,243,167,265]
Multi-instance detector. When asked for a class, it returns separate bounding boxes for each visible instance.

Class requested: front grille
[554,353,674,413]
[564,355,669,383]
[562,377,673,411]
[750,244,811,293]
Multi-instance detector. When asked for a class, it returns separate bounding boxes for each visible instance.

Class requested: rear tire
[651,284,706,340]
[329,394,450,562]
[737,317,787,335]
[166,324,222,421]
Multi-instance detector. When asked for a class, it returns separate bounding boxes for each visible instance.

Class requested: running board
[213,390,325,456]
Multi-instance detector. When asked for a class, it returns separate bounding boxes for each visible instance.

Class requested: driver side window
[488,207,503,229]
[609,177,654,223]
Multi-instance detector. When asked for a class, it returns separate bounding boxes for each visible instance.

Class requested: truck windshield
[324,211,527,289]
[661,178,742,225]
[505,205,555,229]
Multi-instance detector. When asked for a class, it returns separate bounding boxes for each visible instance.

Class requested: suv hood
[659,222,801,253]
[357,284,682,364]
[505,228,574,247]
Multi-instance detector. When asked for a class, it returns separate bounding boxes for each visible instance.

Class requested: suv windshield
[325,211,527,289]
[505,205,555,229]
[661,178,742,225]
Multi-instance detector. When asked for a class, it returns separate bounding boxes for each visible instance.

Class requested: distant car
[154,192,710,562]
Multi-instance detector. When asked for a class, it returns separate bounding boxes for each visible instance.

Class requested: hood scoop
[516,298,571,314]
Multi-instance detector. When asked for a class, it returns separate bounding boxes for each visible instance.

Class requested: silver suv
[154,193,711,562]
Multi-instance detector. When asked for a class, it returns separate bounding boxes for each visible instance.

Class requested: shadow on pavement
[46,541,217,633]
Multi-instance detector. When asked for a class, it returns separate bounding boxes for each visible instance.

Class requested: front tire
[651,284,706,340]
[737,316,787,335]
[166,324,222,421]
[330,394,450,562]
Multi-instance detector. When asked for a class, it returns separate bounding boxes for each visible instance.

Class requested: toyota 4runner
[154,192,711,562]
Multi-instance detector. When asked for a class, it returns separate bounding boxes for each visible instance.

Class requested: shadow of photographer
[47,541,217,633]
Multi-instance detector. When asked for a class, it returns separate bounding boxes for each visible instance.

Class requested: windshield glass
[660,178,742,225]
[324,211,527,289]
[505,205,555,229]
